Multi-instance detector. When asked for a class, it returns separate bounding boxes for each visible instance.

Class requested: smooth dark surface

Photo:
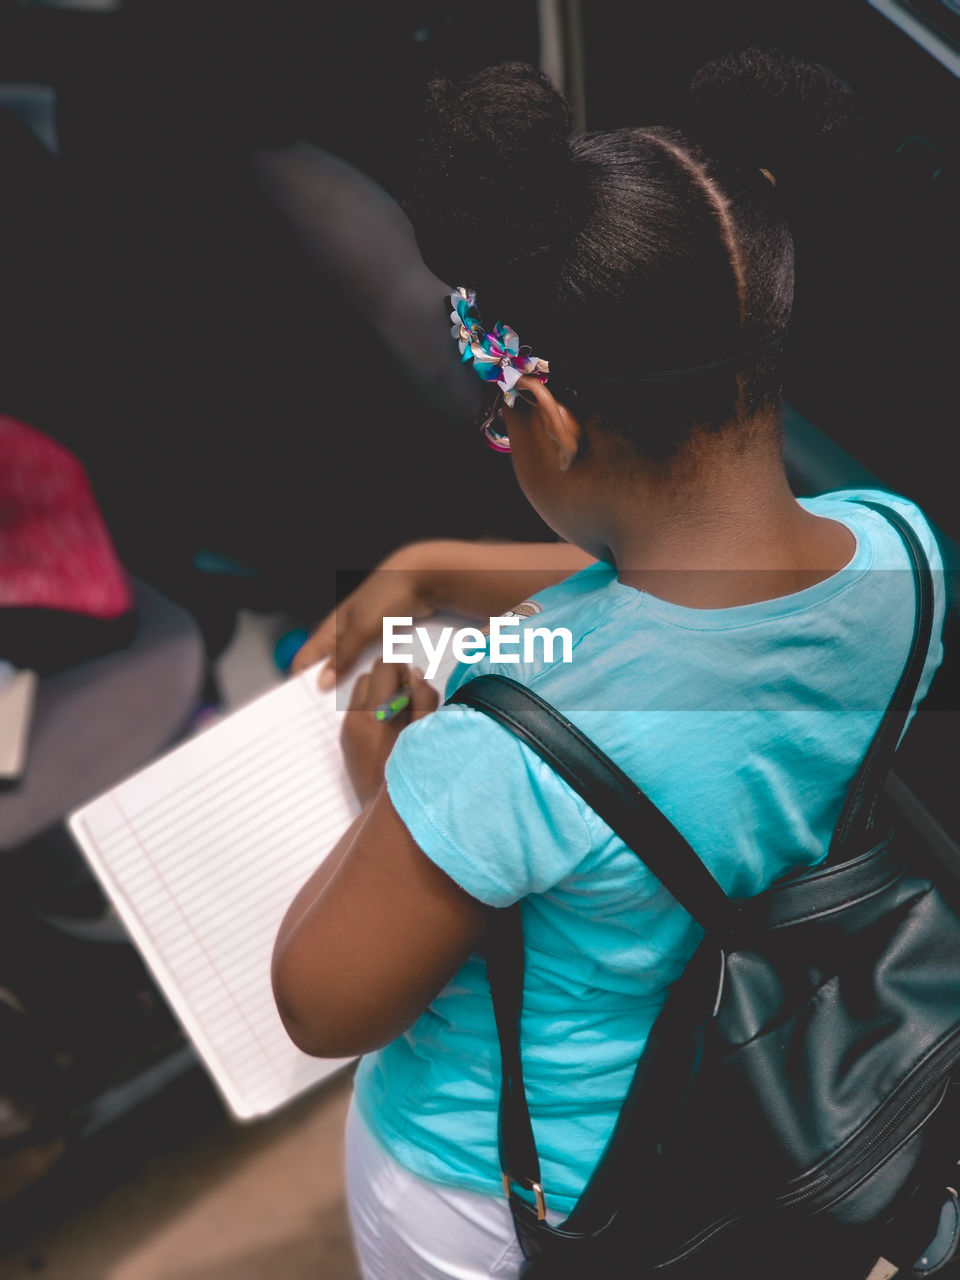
[0,578,204,852]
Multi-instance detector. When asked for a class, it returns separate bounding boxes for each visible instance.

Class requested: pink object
[0,414,133,617]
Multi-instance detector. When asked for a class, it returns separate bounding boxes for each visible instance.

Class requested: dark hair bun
[403,62,579,288]
[687,48,866,218]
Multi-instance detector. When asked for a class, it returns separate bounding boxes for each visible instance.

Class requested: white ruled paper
[67,621,464,1120]
[69,668,357,1118]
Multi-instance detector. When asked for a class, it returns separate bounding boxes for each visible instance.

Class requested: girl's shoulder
[800,487,945,574]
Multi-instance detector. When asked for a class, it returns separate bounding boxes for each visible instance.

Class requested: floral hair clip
[450,287,549,451]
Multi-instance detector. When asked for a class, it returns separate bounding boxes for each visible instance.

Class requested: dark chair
[0,577,207,1176]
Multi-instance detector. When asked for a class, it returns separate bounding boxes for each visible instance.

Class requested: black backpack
[449,501,960,1279]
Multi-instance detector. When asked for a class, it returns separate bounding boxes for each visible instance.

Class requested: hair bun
[687,48,866,218]
[403,62,579,288]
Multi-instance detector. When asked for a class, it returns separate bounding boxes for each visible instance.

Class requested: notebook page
[67,614,467,1119]
[70,668,357,1118]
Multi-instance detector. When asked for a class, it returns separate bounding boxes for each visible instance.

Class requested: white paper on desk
[67,616,466,1120]
[0,666,37,782]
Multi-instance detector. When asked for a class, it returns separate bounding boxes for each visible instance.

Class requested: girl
[274,51,945,1279]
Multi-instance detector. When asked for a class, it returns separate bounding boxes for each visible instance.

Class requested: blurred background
[0,0,957,1275]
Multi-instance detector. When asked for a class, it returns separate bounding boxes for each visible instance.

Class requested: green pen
[373,685,412,723]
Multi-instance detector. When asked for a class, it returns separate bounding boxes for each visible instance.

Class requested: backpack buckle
[501,1172,547,1220]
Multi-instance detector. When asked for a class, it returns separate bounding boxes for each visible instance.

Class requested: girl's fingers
[347,671,372,712]
[290,630,328,675]
[346,660,407,714]
[330,623,374,686]
[346,661,435,723]
[290,613,335,676]
[366,658,408,708]
[292,604,372,686]
[314,604,386,690]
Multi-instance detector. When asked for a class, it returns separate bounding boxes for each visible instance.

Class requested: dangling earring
[479,390,511,453]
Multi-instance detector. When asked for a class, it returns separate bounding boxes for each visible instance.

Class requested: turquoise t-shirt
[353,490,945,1217]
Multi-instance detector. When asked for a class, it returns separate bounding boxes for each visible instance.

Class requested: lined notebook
[68,621,463,1120]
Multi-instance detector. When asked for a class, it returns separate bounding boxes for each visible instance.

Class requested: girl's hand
[290,538,594,689]
[341,659,439,807]
[290,545,435,689]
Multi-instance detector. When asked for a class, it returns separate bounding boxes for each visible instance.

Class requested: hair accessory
[450,288,549,408]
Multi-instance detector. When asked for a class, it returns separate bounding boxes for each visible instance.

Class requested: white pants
[345,1097,527,1279]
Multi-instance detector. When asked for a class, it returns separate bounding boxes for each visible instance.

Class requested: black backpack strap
[448,676,738,937]
[447,674,739,1221]
[482,902,543,1214]
[828,500,935,857]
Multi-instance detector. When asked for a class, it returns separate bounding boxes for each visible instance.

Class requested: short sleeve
[384,703,594,907]
[834,488,947,706]
[836,488,945,576]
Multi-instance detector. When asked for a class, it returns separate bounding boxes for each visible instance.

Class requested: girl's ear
[514,377,582,472]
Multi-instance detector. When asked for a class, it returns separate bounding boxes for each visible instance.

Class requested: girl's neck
[603,428,857,609]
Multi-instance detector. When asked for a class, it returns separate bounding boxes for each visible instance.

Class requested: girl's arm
[291,538,595,683]
[272,658,492,1058]
[412,538,596,618]
[271,785,492,1058]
